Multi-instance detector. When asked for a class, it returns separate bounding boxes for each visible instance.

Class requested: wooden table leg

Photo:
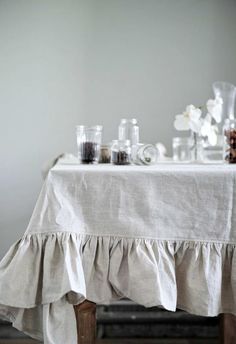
[74,300,96,344]
[220,314,236,344]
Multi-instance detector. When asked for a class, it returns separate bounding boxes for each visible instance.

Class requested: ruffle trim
[0,232,236,342]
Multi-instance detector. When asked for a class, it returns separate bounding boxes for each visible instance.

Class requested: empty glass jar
[118,118,139,146]
[76,125,103,164]
[111,140,131,165]
[172,137,193,162]
[133,144,158,165]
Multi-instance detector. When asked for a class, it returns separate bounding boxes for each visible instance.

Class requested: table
[0,163,236,344]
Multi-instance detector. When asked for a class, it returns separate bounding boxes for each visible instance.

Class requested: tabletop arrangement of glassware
[76,119,160,166]
[76,81,236,166]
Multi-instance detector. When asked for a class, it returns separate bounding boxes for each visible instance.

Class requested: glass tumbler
[76,125,103,164]
[172,137,193,162]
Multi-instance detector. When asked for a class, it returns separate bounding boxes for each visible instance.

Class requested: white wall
[0,0,236,257]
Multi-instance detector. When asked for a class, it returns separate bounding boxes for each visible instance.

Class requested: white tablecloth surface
[1,162,236,343]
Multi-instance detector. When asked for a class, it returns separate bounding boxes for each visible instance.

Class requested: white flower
[174,105,202,133]
[206,96,223,123]
[201,114,218,146]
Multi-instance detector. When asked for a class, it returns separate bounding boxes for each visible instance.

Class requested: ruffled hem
[0,232,236,343]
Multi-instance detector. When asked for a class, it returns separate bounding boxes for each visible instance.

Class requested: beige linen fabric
[0,163,236,343]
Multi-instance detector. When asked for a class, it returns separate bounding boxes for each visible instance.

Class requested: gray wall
[0,0,236,258]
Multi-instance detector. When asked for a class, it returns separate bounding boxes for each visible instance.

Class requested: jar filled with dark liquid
[76,125,103,164]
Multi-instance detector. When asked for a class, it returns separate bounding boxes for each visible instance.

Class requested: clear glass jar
[99,144,111,163]
[133,144,158,165]
[172,137,193,162]
[118,118,139,147]
[76,125,103,164]
[223,119,236,163]
[111,140,131,165]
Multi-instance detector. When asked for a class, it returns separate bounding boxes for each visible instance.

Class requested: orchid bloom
[201,114,218,146]
[206,96,223,123]
[174,105,202,133]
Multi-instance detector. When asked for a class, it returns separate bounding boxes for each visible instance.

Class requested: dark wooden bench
[74,301,236,344]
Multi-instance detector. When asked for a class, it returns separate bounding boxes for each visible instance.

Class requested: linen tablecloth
[1,163,236,343]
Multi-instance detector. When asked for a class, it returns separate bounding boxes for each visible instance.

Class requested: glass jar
[111,140,131,165]
[76,125,103,164]
[172,137,193,162]
[223,119,236,163]
[99,144,111,163]
[133,144,158,165]
[118,118,139,147]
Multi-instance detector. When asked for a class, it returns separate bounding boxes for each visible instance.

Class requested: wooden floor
[0,339,218,344]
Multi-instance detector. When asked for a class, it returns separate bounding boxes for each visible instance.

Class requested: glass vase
[191,132,204,163]
[203,82,236,162]
[213,82,236,127]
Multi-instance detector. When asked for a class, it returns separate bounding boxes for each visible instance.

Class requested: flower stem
[193,132,198,161]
